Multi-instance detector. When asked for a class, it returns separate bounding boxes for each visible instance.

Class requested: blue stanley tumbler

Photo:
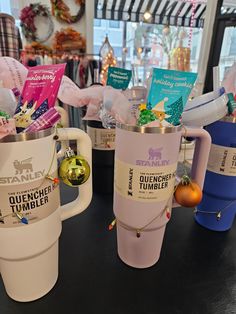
[196,117,236,231]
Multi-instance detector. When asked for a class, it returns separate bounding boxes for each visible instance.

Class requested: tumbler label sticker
[87,126,115,150]
[207,144,236,176]
[0,172,60,228]
[114,159,177,202]
[0,135,60,228]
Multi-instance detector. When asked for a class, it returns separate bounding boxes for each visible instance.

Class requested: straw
[213,66,220,91]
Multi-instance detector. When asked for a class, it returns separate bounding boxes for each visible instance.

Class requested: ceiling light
[143,11,152,21]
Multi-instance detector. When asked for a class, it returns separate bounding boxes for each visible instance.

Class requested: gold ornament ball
[59,155,90,187]
[174,180,202,207]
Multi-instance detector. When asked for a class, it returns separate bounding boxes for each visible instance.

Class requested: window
[94,45,101,54]
[94,19,101,27]
[94,19,204,84]
[109,21,120,28]
[113,47,123,57]
[0,1,11,14]
[229,28,236,56]
[191,46,197,60]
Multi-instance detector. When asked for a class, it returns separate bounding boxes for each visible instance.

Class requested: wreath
[20,3,54,42]
[51,0,85,24]
[26,42,53,53]
[53,27,86,51]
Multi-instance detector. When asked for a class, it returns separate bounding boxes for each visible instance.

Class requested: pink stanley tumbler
[113,123,211,268]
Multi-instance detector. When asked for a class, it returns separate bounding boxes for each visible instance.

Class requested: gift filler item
[24,107,61,132]
[113,124,211,268]
[196,117,236,231]
[123,86,147,121]
[0,87,18,117]
[106,67,132,90]
[0,117,16,139]
[184,87,225,111]
[182,93,228,127]
[14,64,65,132]
[227,93,236,114]
[147,69,197,125]
[0,127,92,301]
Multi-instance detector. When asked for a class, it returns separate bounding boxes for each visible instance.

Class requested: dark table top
[1,184,236,314]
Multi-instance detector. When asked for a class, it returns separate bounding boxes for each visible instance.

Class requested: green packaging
[227,93,236,114]
[106,67,132,90]
[147,68,197,125]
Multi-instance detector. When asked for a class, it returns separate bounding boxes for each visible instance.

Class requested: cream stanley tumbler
[0,127,92,301]
[114,124,211,268]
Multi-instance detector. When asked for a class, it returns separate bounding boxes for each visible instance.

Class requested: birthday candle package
[147,68,197,125]
[14,64,66,132]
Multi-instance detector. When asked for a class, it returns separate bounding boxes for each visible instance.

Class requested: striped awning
[221,6,236,14]
[222,0,236,14]
[95,0,208,28]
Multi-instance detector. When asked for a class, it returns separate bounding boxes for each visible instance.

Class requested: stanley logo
[0,157,45,184]
[136,147,169,166]
[14,158,33,174]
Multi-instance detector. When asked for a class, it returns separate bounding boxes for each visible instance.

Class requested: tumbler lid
[0,127,55,142]
[116,123,182,134]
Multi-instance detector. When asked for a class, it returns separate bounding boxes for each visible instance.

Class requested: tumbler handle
[182,127,211,189]
[56,128,92,221]
[173,127,211,208]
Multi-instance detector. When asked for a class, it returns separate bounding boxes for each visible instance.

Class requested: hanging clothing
[77,62,86,88]
[35,54,44,65]
[75,57,100,88]
[44,54,53,65]
[27,58,37,67]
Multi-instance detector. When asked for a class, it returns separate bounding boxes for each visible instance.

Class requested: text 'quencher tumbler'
[196,117,236,231]
[0,127,92,302]
[113,123,211,268]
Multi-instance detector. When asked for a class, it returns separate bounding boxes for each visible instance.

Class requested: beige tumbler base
[0,241,58,302]
[117,224,166,269]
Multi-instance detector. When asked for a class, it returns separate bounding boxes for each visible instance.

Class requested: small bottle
[24,107,61,133]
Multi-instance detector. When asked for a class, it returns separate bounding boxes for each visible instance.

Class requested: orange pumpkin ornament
[174,175,202,208]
